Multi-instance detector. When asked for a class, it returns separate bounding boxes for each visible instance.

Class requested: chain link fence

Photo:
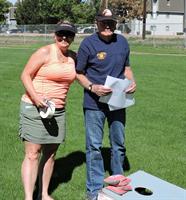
[0,23,186,48]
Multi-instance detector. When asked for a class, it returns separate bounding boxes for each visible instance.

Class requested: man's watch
[88,83,93,91]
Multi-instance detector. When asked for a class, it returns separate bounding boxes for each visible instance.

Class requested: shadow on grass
[33,148,130,199]
[102,147,130,174]
[33,150,86,200]
[49,150,86,193]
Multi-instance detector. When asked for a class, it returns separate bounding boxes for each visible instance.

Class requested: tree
[15,0,41,24]
[47,0,96,23]
[84,0,100,10]
[0,0,12,23]
[71,3,96,24]
[15,0,74,24]
[109,0,143,23]
[15,0,99,24]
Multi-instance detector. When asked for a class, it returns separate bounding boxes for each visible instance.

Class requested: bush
[176,32,184,35]
[146,30,152,35]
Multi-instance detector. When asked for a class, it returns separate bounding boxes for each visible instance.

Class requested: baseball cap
[95,9,117,22]
[55,23,77,35]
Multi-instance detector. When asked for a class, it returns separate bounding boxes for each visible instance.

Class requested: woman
[19,21,76,200]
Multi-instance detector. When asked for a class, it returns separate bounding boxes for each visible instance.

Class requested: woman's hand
[32,95,48,108]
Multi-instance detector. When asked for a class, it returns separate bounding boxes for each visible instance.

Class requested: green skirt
[19,101,66,144]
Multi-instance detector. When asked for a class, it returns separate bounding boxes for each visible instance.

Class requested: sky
[8,0,86,4]
[9,0,17,5]
[9,0,86,5]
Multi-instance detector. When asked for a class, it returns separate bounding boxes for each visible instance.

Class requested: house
[5,7,17,28]
[131,0,185,36]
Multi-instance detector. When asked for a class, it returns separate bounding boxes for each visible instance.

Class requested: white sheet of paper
[99,76,135,111]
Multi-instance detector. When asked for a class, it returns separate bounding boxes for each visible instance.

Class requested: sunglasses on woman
[55,31,75,41]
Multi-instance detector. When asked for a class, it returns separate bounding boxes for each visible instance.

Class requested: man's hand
[126,80,136,93]
[91,84,112,96]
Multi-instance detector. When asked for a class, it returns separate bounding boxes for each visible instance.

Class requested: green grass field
[0,42,186,200]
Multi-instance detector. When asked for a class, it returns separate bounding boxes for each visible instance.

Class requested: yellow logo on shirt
[97,52,107,60]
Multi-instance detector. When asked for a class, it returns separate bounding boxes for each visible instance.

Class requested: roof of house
[147,0,184,14]
[159,0,184,13]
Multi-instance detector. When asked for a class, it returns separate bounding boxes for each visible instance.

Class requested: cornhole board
[100,170,186,200]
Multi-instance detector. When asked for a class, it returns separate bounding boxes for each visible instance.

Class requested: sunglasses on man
[99,20,117,27]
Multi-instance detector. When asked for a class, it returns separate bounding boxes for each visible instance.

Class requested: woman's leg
[38,144,59,200]
[21,141,41,200]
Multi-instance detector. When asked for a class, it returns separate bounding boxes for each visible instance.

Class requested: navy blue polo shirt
[76,32,130,110]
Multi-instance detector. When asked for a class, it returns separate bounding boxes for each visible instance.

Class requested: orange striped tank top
[22,44,76,108]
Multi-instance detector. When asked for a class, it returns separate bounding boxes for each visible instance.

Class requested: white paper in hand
[99,76,135,111]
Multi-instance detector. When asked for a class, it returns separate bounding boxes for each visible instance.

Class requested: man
[76,9,136,200]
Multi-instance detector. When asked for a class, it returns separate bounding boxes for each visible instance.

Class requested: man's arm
[124,66,136,93]
[76,72,112,96]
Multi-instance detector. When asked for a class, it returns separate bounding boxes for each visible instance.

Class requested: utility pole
[142,0,147,40]
[184,0,186,33]
[105,0,108,8]
[100,0,108,10]
[184,0,186,47]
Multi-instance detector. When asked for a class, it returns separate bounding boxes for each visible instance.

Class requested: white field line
[0,47,186,57]
[0,46,36,50]
[131,51,186,57]
[0,61,11,64]
[0,61,22,65]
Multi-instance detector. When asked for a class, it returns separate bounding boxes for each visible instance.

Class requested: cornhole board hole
[100,170,186,200]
